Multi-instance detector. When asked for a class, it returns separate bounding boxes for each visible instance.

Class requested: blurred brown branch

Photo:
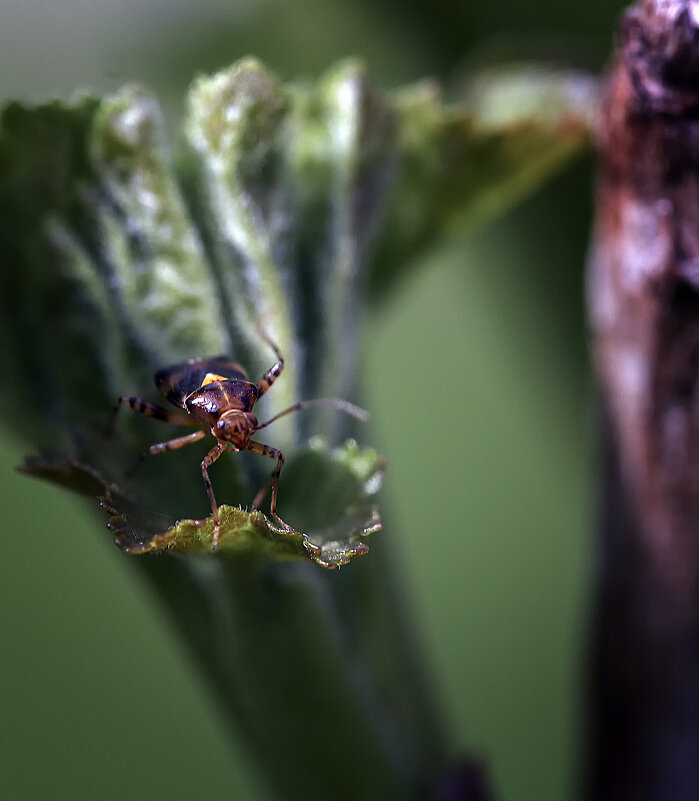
[587,2,699,799]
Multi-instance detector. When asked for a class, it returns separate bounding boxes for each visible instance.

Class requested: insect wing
[156,357,249,408]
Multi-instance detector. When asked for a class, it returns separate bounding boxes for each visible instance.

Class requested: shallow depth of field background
[0,2,626,800]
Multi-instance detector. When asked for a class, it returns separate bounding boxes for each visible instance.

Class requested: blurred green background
[0,1,626,800]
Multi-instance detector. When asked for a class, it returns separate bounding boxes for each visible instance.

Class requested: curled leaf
[22,435,382,569]
[1,56,590,800]
[104,438,383,569]
[104,502,379,569]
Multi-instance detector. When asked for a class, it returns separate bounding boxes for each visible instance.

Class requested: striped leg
[248,440,291,530]
[255,331,285,396]
[201,443,227,551]
[113,396,200,431]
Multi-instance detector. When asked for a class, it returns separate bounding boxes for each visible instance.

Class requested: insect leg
[124,429,208,479]
[111,396,199,433]
[255,331,285,396]
[247,440,292,530]
[251,478,270,512]
[148,429,208,455]
[255,397,369,431]
[201,443,227,551]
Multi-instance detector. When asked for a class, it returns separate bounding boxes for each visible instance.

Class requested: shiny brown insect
[116,332,367,551]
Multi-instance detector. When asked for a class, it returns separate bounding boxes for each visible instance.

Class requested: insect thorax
[185,380,258,426]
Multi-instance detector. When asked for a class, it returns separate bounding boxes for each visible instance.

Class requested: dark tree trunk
[587,2,699,799]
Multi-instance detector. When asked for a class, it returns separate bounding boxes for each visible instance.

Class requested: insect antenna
[255,398,369,431]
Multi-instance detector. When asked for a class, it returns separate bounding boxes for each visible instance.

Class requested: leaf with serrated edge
[105,502,379,569]
[97,438,383,569]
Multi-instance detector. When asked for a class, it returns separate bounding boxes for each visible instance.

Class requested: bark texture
[588,2,699,799]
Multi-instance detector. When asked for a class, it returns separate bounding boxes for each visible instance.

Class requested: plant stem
[133,538,446,801]
[587,2,699,798]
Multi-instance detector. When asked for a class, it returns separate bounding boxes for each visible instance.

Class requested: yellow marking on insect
[201,372,228,388]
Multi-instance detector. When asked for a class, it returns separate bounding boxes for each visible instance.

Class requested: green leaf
[369,64,596,295]
[91,88,228,359]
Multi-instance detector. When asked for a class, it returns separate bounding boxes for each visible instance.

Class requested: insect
[115,332,367,551]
